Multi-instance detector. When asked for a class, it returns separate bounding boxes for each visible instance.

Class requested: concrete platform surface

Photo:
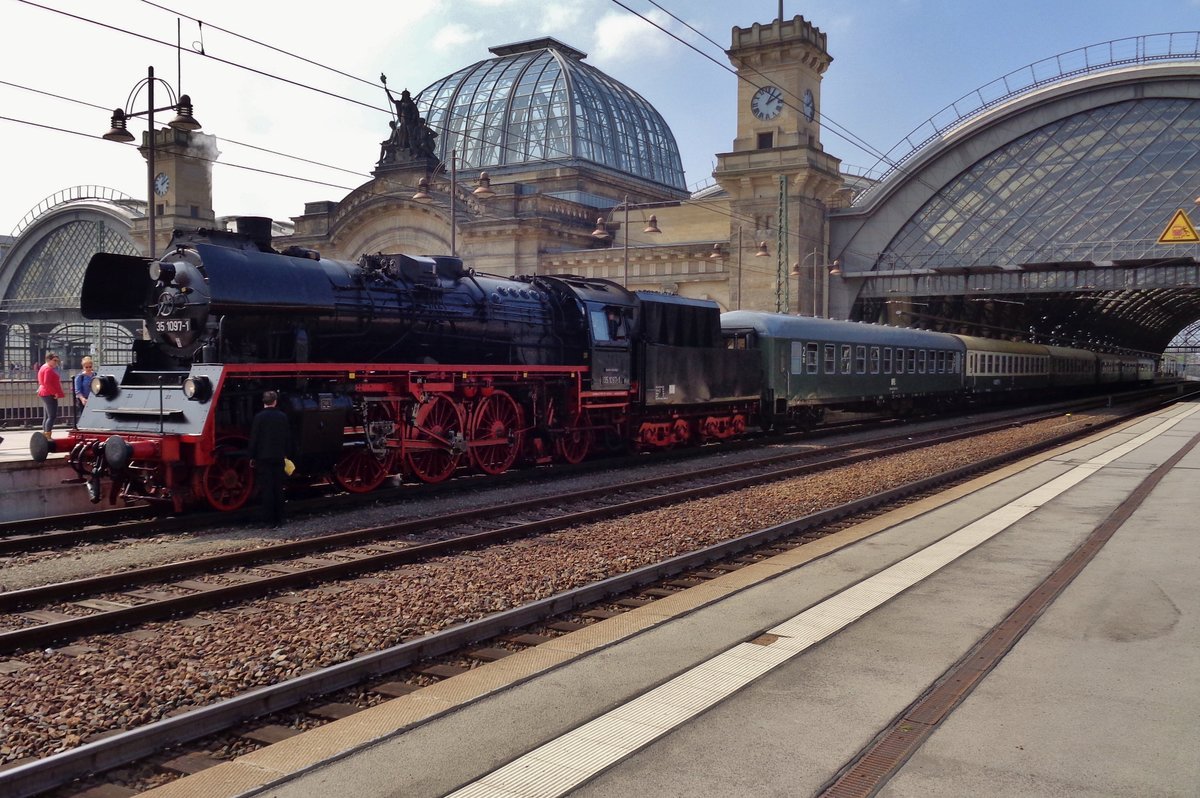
[119,401,1200,797]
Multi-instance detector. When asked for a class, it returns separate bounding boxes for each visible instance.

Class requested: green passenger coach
[721,311,966,428]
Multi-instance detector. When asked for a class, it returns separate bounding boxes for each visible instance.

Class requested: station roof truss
[854,258,1200,355]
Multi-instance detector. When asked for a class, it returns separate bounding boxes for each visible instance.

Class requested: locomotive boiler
[35,219,761,512]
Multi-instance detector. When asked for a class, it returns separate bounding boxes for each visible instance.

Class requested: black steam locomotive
[36,219,760,512]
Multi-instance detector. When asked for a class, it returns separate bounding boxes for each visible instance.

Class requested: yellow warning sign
[1158,209,1200,244]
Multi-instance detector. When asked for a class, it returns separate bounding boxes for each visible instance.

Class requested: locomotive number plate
[155,318,192,333]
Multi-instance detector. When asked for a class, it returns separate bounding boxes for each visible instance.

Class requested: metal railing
[0,377,79,429]
[9,186,140,238]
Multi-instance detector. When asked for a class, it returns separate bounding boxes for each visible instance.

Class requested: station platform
[0,427,32,463]
[101,401,1200,796]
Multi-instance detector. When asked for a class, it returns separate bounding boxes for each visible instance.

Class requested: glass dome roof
[416,38,686,192]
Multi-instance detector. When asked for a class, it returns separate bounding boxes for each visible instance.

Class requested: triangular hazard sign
[1158,209,1200,243]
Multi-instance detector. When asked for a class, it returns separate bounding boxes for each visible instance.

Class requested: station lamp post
[101,66,201,258]
[790,252,841,317]
[413,148,496,257]
[591,195,662,287]
[710,231,769,309]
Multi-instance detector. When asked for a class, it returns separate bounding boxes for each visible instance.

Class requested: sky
[2,0,1198,236]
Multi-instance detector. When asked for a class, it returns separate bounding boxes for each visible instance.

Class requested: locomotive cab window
[592,306,628,342]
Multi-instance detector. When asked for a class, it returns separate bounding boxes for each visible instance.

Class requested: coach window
[855,345,867,374]
[869,346,880,374]
[883,347,893,374]
[824,344,836,373]
[790,341,803,374]
[907,348,917,373]
[806,342,819,374]
[841,344,852,374]
[918,349,927,374]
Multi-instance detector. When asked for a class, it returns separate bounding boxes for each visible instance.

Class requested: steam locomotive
[34,219,759,512]
[33,218,1157,513]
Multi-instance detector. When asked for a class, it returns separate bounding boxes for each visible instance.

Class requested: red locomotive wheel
[469,390,524,476]
[404,394,465,483]
[554,407,591,465]
[195,438,254,512]
[334,402,398,493]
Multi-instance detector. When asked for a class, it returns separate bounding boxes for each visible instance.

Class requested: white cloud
[537,3,587,34]
[590,9,674,63]
[432,22,487,53]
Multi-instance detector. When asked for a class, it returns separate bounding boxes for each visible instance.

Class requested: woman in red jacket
[36,352,64,434]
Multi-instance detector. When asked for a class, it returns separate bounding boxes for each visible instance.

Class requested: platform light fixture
[101,66,201,259]
[591,195,662,287]
[708,231,769,309]
[412,149,495,256]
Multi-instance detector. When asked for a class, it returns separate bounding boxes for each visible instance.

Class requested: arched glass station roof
[830,33,1200,355]
[416,38,686,192]
[883,97,1200,270]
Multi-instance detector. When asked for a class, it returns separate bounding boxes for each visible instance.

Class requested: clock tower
[714,14,842,314]
[134,128,219,255]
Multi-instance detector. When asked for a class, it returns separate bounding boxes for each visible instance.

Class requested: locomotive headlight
[148,261,175,283]
[182,375,212,402]
[91,375,118,399]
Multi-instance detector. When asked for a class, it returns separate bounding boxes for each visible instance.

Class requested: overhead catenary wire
[613,0,954,201]
[7,0,878,266]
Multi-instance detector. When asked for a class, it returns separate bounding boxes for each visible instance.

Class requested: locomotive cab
[532,275,635,392]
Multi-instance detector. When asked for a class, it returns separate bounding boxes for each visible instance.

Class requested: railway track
[0,409,1081,653]
[0,387,1166,551]
[0,389,1189,798]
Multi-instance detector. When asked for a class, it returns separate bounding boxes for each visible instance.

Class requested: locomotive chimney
[235,216,275,251]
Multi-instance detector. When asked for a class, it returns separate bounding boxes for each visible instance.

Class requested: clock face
[751,86,784,121]
[153,172,170,197]
[803,89,815,122]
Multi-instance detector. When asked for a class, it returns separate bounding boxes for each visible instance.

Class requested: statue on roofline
[378,74,439,166]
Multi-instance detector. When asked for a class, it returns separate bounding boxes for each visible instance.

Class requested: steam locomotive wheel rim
[404,394,464,483]
[334,403,397,493]
[333,447,395,493]
[554,409,591,465]
[197,438,253,512]
[469,390,524,476]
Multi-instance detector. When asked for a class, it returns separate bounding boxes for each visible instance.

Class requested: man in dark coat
[248,390,292,527]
